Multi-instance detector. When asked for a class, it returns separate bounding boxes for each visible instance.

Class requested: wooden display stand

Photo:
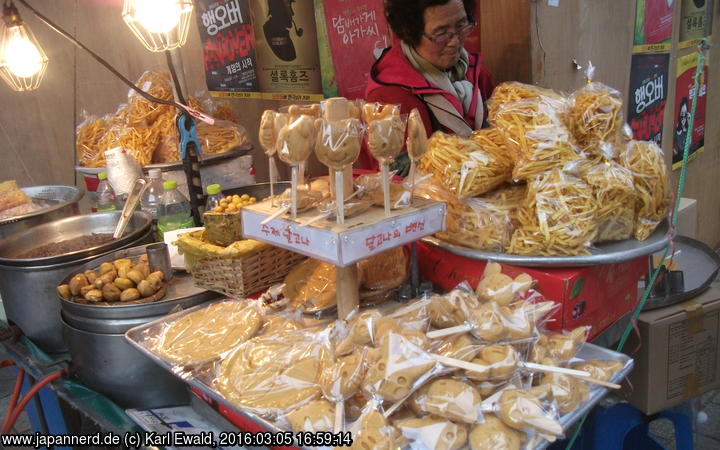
[244,97,446,319]
[241,197,445,318]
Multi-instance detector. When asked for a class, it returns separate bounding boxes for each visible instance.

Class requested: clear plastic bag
[619,140,670,240]
[536,370,590,415]
[348,407,402,449]
[284,399,335,433]
[319,347,368,403]
[495,387,563,439]
[355,172,411,210]
[277,115,316,165]
[487,82,569,127]
[411,377,484,424]
[317,197,372,219]
[276,187,324,211]
[76,114,110,168]
[393,416,469,450]
[363,103,406,163]
[415,180,525,252]
[508,169,598,256]
[426,287,480,329]
[196,120,248,157]
[511,124,583,182]
[147,300,264,367]
[568,81,624,159]
[466,299,557,343]
[335,310,381,356]
[418,131,513,198]
[127,71,175,126]
[282,258,337,311]
[475,262,534,306]
[362,333,438,402]
[314,118,363,169]
[215,328,332,418]
[569,359,624,383]
[583,162,636,242]
[358,246,409,292]
[468,415,525,450]
[530,327,590,364]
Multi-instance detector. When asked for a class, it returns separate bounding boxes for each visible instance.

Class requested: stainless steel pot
[60,245,219,409]
[0,212,153,352]
[0,186,84,240]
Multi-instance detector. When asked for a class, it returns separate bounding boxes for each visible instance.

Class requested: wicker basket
[175,230,306,298]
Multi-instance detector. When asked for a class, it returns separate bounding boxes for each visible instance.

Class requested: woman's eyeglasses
[423,21,477,46]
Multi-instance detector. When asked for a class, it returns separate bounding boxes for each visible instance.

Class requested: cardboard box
[677,197,698,239]
[625,287,720,415]
[417,243,648,340]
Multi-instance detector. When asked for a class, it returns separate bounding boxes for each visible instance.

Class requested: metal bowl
[0,211,153,266]
[0,185,84,240]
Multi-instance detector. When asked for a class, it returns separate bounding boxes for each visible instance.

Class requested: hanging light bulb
[122,0,193,52]
[0,1,48,91]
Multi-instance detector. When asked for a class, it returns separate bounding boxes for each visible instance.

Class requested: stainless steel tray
[126,302,634,449]
[422,219,669,267]
[643,235,720,311]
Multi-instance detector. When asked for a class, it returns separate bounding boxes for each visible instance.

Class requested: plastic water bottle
[95,172,117,212]
[140,169,164,220]
[157,180,194,239]
[205,184,224,212]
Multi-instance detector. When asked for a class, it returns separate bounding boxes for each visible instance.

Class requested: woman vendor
[360,0,495,172]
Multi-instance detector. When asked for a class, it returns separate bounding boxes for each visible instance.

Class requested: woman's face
[415,0,469,70]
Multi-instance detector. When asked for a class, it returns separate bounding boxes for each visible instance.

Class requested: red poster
[672,52,708,169]
[323,0,391,99]
[644,0,674,45]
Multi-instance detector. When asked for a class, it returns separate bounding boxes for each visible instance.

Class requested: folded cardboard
[417,243,647,340]
[625,287,720,415]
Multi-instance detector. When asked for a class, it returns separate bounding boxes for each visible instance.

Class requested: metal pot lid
[59,244,220,321]
[0,185,84,226]
[0,211,152,267]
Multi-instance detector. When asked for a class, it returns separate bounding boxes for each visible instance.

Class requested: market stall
[0,1,717,449]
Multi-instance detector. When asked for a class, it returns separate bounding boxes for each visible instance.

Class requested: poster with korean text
[248,0,323,101]
[628,53,669,145]
[195,0,259,95]
[633,0,674,53]
[679,0,714,49]
[321,0,391,99]
[672,52,708,169]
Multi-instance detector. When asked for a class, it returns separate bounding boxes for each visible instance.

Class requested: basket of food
[203,193,257,247]
[175,230,306,298]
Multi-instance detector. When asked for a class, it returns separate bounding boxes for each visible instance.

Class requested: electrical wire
[1,369,65,434]
[13,0,183,113]
[2,367,24,433]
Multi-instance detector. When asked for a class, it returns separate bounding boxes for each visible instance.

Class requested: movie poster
[249,0,323,100]
[679,0,714,49]
[633,0,674,53]
[672,52,708,169]
[628,53,670,144]
[195,0,259,94]
[322,0,391,99]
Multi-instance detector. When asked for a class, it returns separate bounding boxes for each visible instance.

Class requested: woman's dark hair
[384,0,476,47]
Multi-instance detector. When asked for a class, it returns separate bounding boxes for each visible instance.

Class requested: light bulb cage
[0,1,47,91]
[122,0,194,53]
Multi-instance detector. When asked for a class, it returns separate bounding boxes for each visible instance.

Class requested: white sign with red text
[241,201,445,266]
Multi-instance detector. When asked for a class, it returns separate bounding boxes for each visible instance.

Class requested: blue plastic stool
[550,402,694,450]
